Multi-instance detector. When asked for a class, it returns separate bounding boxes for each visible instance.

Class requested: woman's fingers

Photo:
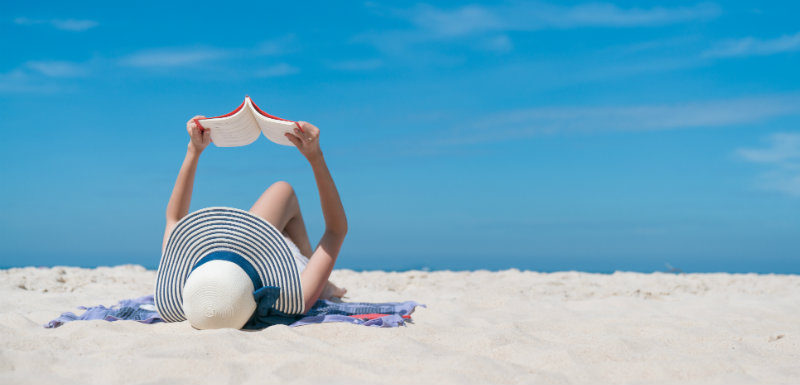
[187,115,206,133]
[295,124,320,141]
[284,132,302,147]
[297,121,320,142]
[297,121,317,135]
[189,121,210,144]
[287,121,323,160]
[188,115,205,127]
[294,126,313,142]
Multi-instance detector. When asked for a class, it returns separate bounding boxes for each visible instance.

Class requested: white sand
[1,265,798,384]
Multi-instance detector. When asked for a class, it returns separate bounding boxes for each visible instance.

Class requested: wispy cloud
[0,59,91,93]
[119,47,230,68]
[253,34,299,55]
[407,2,720,36]
[476,34,513,53]
[738,133,800,163]
[26,60,88,77]
[1,38,299,93]
[328,59,383,71]
[118,36,297,70]
[737,132,800,196]
[358,2,719,56]
[586,30,800,76]
[13,17,98,31]
[362,94,800,159]
[254,63,299,77]
[434,94,800,146]
[0,69,34,93]
[703,31,800,58]
[0,69,65,93]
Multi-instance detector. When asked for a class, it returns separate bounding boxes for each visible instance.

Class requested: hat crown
[183,260,256,329]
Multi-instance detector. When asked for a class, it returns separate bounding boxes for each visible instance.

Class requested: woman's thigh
[248,181,298,233]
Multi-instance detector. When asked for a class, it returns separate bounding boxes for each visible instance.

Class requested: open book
[194,96,300,147]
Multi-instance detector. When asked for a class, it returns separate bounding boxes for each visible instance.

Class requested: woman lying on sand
[155,116,347,329]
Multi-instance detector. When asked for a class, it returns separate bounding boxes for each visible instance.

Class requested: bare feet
[320,281,347,300]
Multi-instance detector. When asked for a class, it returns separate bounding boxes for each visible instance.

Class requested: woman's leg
[249,182,346,300]
[249,181,313,257]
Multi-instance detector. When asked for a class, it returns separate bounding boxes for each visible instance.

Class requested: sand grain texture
[1,265,799,384]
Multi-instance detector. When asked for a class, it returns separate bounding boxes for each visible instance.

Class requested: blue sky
[1,1,798,273]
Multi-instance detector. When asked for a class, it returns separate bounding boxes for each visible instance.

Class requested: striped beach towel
[44,295,424,329]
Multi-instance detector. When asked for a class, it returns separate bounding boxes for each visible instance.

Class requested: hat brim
[155,207,304,322]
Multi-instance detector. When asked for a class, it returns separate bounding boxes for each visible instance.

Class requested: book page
[198,99,260,147]
[251,106,297,147]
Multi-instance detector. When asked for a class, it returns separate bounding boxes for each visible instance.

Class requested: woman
[158,116,347,329]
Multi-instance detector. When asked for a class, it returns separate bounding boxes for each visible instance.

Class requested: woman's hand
[187,115,211,154]
[285,121,322,161]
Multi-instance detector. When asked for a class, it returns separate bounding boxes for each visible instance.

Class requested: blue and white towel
[44,295,424,329]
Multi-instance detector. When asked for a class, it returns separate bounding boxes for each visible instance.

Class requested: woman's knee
[268,181,300,214]
[267,181,295,198]
[250,181,298,230]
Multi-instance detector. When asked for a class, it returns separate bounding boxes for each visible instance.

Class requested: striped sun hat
[155,207,304,326]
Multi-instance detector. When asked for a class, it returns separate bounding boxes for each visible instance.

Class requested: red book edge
[194,96,302,133]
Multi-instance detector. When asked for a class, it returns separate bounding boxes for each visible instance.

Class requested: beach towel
[44,294,424,329]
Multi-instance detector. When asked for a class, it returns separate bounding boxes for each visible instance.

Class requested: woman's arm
[308,155,348,236]
[284,122,348,310]
[163,116,211,252]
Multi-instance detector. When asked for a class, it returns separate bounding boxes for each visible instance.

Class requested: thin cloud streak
[409,2,721,36]
[328,59,383,71]
[703,31,800,58]
[362,95,800,160]
[254,63,299,77]
[119,47,230,68]
[0,59,93,93]
[26,61,89,77]
[0,37,298,94]
[439,95,800,146]
[737,132,800,197]
[118,36,297,69]
[477,34,513,53]
[0,69,66,93]
[13,17,98,31]
[359,2,719,57]
[738,133,800,163]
